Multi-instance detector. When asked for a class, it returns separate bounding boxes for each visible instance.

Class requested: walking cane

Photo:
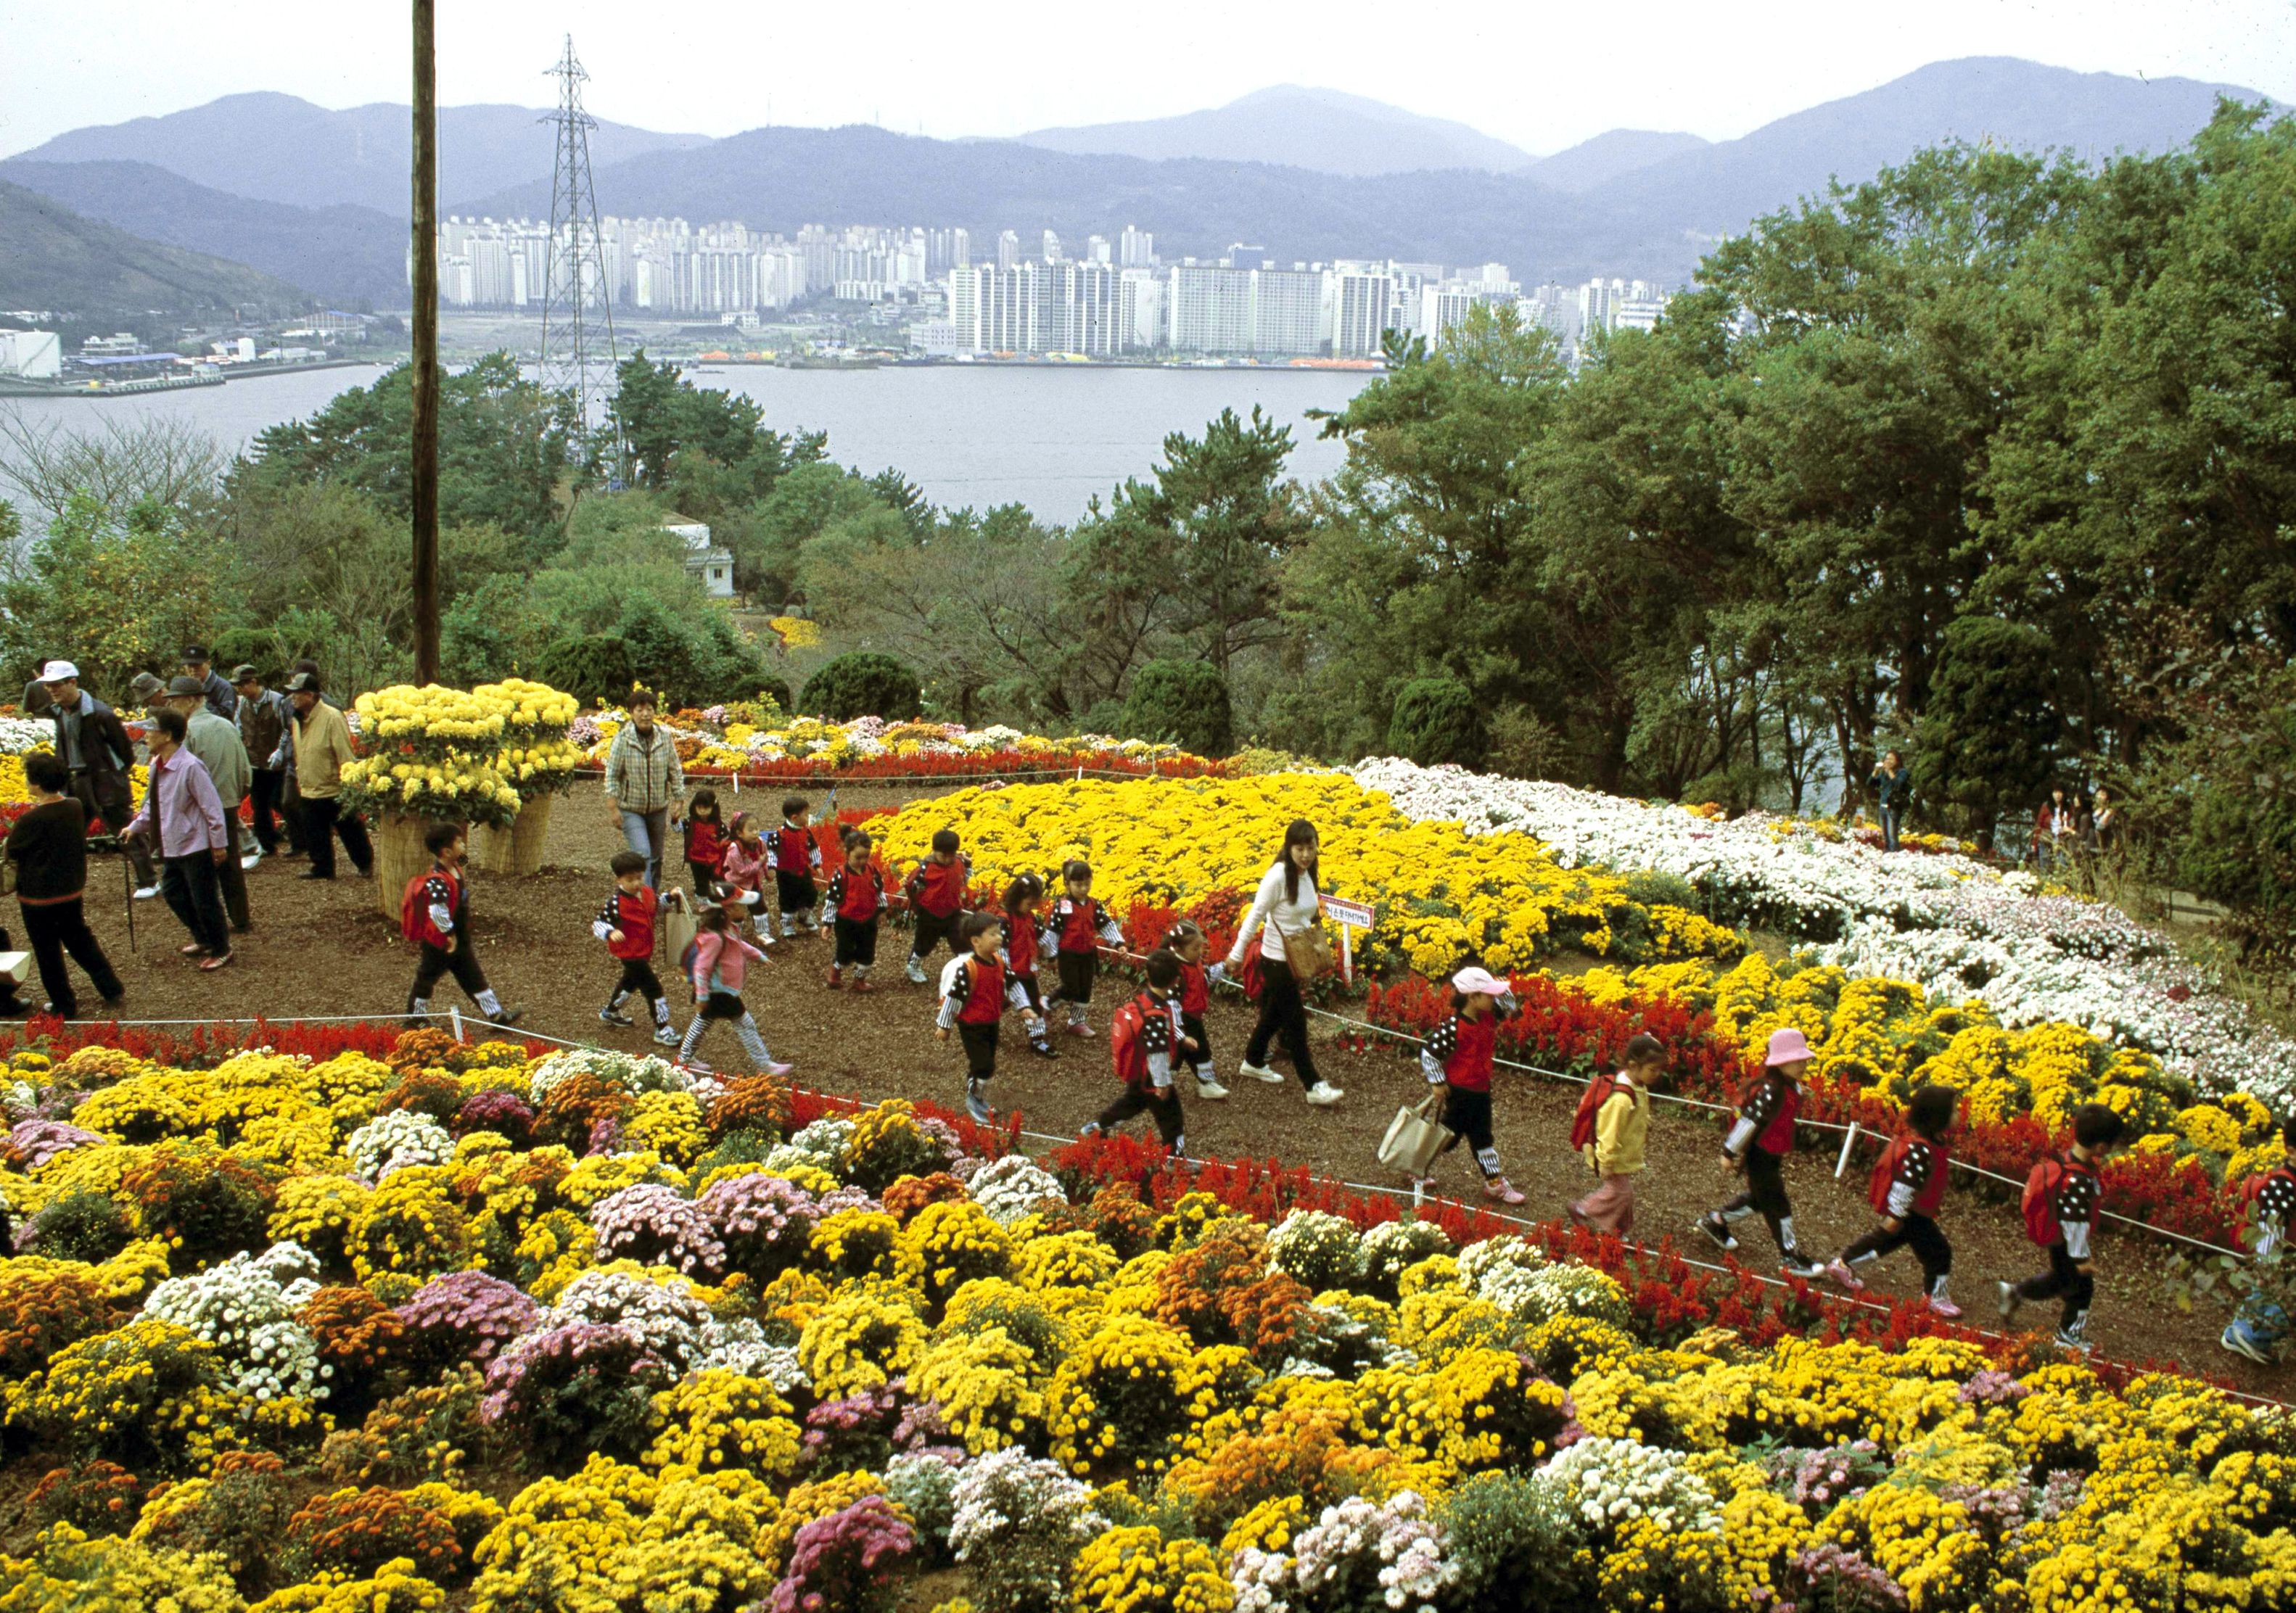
[123,843,136,954]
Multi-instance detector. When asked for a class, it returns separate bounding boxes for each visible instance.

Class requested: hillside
[0,159,403,307]
[1015,84,1538,176]
[0,177,308,315]
[1523,129,1710,194]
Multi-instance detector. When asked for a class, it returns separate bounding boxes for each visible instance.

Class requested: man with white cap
[1697,1026,1824,1278]
[39,661,157,896]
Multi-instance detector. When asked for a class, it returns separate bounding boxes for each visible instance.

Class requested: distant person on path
[1227,819,1345,1107]
[125,707,233,970]
[902,828,973,986]
[2000,1102,2126,1353]
[4,751,124,1018]
[1569,1032,1661,1234]
[287,671,371,880]
[1868,750,1907,852]
[594,849,684,1047]
[773,796,823,939]
[167,675,253,933]
[604,689,683,889]
[233,665,292,861]
[678,901,790,1078]
[1824,1082,1963,1317]
[179,645,237,722]
[39,660,157,896]
[2031,785,2075,872]
[2222,1115,2296,1365]
[1697,1027,1823,1277]
[400,820,522,1029]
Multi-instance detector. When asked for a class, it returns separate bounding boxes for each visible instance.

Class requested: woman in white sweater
[1225,818,1345,1106]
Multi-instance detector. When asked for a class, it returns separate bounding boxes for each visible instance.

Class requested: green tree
[1387,676,1484,767]
[0,493,226,689]
[1121,659,1233,756]
[609,350,823,506]
[1910,616,2062,847]
[800,651,922,722]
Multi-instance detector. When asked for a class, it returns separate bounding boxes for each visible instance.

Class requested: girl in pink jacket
[718,812,773,940]
[675,902,791,1077]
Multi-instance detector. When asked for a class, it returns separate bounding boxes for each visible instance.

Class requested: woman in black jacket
[4,750,124,1018]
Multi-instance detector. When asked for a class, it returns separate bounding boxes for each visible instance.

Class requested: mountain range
[0,58,2280,312]
[0,176,306,315]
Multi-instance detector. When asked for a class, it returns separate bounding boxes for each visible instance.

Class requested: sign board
[1319,894,1375,983]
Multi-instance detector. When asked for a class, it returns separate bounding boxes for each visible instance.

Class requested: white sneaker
[905,958,928,985]
[132,884,160,900]
[653,1025,682,1047]
[1304,1081,1344,1107]
[1195,1078,1230,1100]
[240,851,262,870]
[1238,1060,1284,1084]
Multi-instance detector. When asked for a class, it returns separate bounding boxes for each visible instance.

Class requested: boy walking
[1697,1028,1823,1277]
[593,849,683,1047]
[773,796,822,938]
[1825,1084,1963,1316]
[2223,1116,2296,1365]
[402,820,522,1028]
[2001,1102,2126,1352]
[1570,1033,1661,1234]
[903,829,971,984]
[1079,950,1188,1158]
[4,750,125,1016]
[935,912,1010,1124]
[823,828,887,991]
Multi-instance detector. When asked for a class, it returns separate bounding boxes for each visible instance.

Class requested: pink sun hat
[1764,1028,1815,1066]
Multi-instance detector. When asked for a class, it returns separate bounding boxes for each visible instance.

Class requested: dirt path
[36,778,2280,1395]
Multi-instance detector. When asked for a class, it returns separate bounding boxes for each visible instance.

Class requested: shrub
[767,1496,918,1613]
[318,1367,493,1486]
[299,1284,412,1413]
[1386,676,1484,769]
[0,1267,115,1377]
[129,1449,292,1591]
[1121,659,1233,756]
[118,1141,276,1267]
[535,633,636,708]
[282,1485,461,1583]
[27,1461,144,1537]
[800,651,922,722]
[706,1073,792,1141]
[480,1321,669,1469]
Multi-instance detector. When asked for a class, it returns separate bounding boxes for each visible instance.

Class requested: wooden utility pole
[410,0,441,682]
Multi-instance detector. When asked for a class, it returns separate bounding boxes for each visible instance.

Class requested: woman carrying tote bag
[1225,818,1345,1107]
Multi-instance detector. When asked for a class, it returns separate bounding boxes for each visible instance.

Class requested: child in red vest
[1415,965,1525,1204]
[997,872,1057,1059]
[683,788,728,900]
[1043,859,1124,1036]
[593,849,683,1047]
[902,828,972,984]
[1568,1033,1662,1234]
[823,828,888,991]
[773,796,822,939]
[1824,1084,1961,1316]
[1156,920,1227,1100]
[2223,1115,2296,1365]
[402,820,522,1029]
[677,902,790,1078]
[1079,950,1187,1156]
[2000,1102,2126,1351]
[935,912,1010,1123]
[1698,1028,1822,1277]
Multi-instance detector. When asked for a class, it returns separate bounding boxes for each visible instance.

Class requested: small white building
[0,329,61,379]
[664,512,736,598]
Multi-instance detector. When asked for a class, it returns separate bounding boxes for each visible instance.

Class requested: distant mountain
[0,177,307,315]
[0,160,403,307]
[1525,130,1710,194]
[1015,86,1538,176]
[7,91,710,216]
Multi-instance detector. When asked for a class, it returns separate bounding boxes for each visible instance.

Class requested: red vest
[686,818,727,870]
[1868,1131,1950,1218]
[775,823,814,874]
[1003,914,1040,974]
[606,886,659,961]
[914,857,967,917]
[400,865,462,949]
[1176,959,1209,1015]
[837,860,883,923]
[1441,1013,1498,1093]
[1057,895,1103,954]
[956,957,1006,1026]
[1111,989,1173,1086]
[1750,1073,1801,1156]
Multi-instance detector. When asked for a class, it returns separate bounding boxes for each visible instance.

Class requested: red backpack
[1110,991,1159,1086]
[1570,1071,1621,1154]
[399,872,435,944]
[2020,1153,2091,1247]
[1868,1132,1951,1218]
[2242,1165,2296,1238]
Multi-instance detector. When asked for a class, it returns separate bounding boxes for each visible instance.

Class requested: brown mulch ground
[36,777,2283,1397]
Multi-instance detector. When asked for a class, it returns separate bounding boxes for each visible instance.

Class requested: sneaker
[653,1025,682,1048]
[905,958,928,985]
[1304,1081,1344,1107]
[1077,1121,1103,1140]
[489,1007,525,1028]
[1028,1038,1058,1059]
[2223,1324,2275,1366]
[826,968,843,990]
[240,852,262,870]
[1484,1177,1527,1206]
[1195,1078,1230,1100]
[1238,1060,1284,1084]
[762,1060,794,1078]
[599,1007,635,1028]
[1066,1020,1095,1039]
[1996,1280,2022,1324]
[850,978,878,994]
[1695,1213,1737,1253]
[199,952,234,973]
[2052,1327,2090,1355]
[966,1086,993,1125]
[133,884,161,900]
[1825,1258,1867,1293]
[680,1057,715,1077]
[1927,1292,1964,1320]
[1782,1255,1826,1281]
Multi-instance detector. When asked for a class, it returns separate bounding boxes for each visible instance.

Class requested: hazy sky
[1,0,2289,157]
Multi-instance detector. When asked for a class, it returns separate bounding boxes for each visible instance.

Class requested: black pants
[958,1019,998,1081]
[72,772,155,886]
[686,859,724,901]
[1051,949,1098,1006]
[611,958,666,1010]
[834,915,879,968]
[1436,1084,1501,1176]
[248,769,287,854]
[1095,1081,1184,1151]
[1843,1213,1952,1282]
[911,907,963,961]
[1245,955,1320,1089]
[300,796,373,879]
[2016,1243,2094,1329]
[160,853,229,957]
[409,933,490,1010]
[19,897,122,1017]
[775,869,818,917]
[1180,1010,1211,1073]
[1718,1147,1800,1256]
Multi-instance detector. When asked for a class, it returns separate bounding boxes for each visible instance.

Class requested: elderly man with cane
[39,660,158,899]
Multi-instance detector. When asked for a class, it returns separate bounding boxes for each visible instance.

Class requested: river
[1,362,1376,526]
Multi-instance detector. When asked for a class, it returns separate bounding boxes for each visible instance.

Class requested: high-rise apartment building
[1118,225,1156,268]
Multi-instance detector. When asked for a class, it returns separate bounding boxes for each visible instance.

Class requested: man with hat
[233,665,292,863]
[287,670,371,880]
[39,660,157,896]
[124,706,233,971]
[180,645,237,723]
[166,675,254,932]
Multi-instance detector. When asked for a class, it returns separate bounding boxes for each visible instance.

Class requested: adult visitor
[287,671,371,880]
[20,665,54,719]
[1225,817,1345,1107]
[3,750,124,1017]
[604,688,684,889]
[1868,749,1907,853]
[234,664,292,862]
[167,675,254,932]
[180,645,237,722]
[38,660,157,897]
[126,707,233,970]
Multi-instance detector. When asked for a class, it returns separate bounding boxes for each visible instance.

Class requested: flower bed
[573,706,1226,780]
[0,1026,2283,1613]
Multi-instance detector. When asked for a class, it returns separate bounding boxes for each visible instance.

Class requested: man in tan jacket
[287,672,371,880]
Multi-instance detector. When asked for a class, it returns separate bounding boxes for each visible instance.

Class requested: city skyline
[3,0,2289,162]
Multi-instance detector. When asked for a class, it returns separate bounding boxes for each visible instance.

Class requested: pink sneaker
[1927,1292,1964,1319]
[764,1060,794,1078]
[1066,1021,1095,1039]
[1484,1178,1526,1206]
[1826,1258,1868,1293]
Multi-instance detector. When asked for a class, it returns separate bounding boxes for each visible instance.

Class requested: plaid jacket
[605,723,685,813]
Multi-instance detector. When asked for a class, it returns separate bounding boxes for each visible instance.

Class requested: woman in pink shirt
[675,901,791,1077]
